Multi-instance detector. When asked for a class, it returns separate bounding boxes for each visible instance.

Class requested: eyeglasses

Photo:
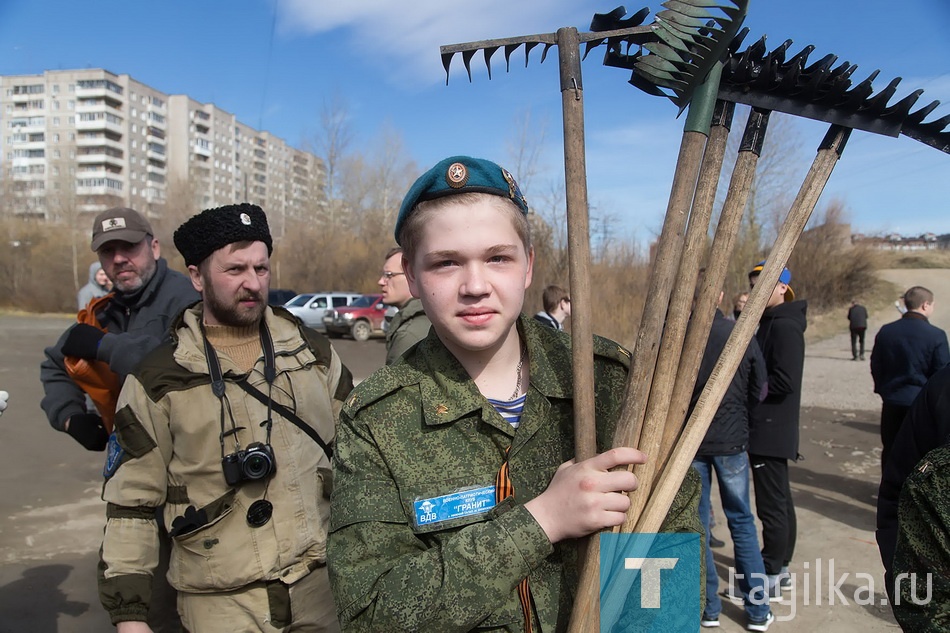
[381,271,405,280]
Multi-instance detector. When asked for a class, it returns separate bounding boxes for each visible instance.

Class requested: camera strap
[202,319,333,462]
[235,380,333,462]
[202,320,277,454]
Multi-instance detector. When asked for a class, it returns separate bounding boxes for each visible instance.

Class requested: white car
[284,292,362,330]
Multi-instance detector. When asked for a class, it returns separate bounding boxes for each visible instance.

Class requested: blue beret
[394,156,529,244]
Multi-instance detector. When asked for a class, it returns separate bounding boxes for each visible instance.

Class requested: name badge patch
[414,485,496,527]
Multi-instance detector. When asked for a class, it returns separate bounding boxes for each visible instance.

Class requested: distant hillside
[872,249,950,269]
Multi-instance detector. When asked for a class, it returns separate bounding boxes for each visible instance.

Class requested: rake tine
[482,46,499,80]
[863,77,902,116]
[885,89,925,122]
[462,50,476,82]
[904,99,941,126]
[441,52,454,85]
[524,41,539,67]
[504,43,518,72]
[728,25,750,55]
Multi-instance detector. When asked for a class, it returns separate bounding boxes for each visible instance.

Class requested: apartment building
[0,68,326,226]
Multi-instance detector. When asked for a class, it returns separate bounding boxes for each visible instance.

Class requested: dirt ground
[1,268,947,632]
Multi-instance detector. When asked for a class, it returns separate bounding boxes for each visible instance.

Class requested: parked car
[284,292,362,330]
[268,288,298,306]
[323,294,387,341]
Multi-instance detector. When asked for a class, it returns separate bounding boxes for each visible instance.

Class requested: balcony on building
[77,133,124,151]
[193,139,212,158]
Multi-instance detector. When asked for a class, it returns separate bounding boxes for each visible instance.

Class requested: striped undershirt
[487,393,527,429]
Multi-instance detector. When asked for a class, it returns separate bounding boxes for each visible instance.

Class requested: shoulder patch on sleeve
[113,404,158,459]
[134,342,210,402]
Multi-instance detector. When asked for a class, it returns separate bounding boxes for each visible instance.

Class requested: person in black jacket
[847,300,869,361]
[691,292,771,630]
[870,286,949,468]
[747,261,807,598]
[876,365,950,604]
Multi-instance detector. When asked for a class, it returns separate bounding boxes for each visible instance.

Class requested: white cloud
[278,1,603,85]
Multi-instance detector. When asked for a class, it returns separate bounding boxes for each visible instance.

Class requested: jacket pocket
[168,492,262,591]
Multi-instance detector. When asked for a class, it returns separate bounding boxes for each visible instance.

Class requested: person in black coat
[870,286,949,468]
[747,261,807,596]
[876,365,950,604]
[847,300,869,360]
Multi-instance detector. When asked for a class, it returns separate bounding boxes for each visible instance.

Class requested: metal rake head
[601,0,749,111]
[714,34,950,153]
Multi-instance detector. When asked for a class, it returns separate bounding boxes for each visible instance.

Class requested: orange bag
[65,293,120,433]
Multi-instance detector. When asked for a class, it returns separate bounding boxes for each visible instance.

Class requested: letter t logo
[625,558,679,608]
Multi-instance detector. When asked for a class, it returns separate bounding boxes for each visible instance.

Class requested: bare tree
[307,91,354,219]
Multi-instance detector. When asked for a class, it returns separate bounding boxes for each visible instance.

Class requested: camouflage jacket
[328,314,702,632]
[892,443,950,631]
[98,305,352,624]
[385,297,431,365]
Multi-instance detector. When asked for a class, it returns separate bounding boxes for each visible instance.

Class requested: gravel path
[802,268,950,411]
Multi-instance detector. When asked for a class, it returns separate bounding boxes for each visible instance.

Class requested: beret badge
[446,162,468,189]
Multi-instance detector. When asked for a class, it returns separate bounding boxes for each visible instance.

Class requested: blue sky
[2,0,948,241]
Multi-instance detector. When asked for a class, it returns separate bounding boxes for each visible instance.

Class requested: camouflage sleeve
[328,346,355,421]
[385,314,430,366]
[659,468,706,613]
[328,407,553,632]
[891,446,950,632]
[98,374,170,624]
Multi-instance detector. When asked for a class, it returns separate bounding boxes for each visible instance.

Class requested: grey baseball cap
[90,207,153,251]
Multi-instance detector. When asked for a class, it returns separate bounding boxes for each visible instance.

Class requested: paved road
[2,270,948,631]
[0,316,384,632]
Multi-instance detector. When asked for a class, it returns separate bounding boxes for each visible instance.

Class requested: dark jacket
[870,312,950,407]
[692,310,768,456]
[40,257,199,430]
[385,297,431,365]
[748,300,807,460]
[876,365,950,580]
[847,303,868,330]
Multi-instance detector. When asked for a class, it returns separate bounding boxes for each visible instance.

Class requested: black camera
[221,442,277,487]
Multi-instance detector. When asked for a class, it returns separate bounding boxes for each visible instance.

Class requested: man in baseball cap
[99,203,349,632]
[746,259,807,600]
[41,206,198,451]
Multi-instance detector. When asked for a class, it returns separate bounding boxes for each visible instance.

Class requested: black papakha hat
[174,203,273,267]
[394,155,529,245]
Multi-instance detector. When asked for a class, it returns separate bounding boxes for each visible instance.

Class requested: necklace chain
[510,341,527,400]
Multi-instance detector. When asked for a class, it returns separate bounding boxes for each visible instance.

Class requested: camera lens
[243,452,272,480]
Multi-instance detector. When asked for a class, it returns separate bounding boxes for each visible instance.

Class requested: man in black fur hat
[98,203,352,632]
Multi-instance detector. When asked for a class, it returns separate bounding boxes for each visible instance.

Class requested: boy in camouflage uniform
[892,443,950,631]
[327,156,702,632]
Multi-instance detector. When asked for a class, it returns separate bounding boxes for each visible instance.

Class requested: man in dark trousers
[747,260,807,598]
[847,300,869,360]
[870,285,949,468]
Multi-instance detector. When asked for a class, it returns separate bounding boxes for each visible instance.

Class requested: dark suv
[323,294,387,341]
